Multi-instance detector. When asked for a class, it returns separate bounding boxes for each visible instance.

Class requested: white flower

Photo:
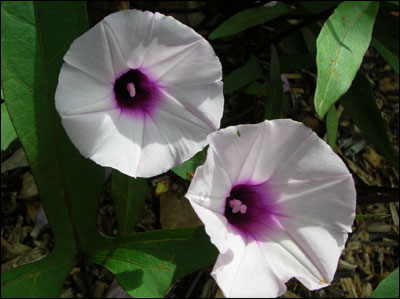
[186,119,356,298]
[55,10,223,178]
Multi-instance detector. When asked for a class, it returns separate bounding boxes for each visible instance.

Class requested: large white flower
[186,119,356,298]
[55,10,223,178]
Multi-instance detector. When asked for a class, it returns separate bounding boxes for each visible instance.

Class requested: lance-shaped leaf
[371,267,399,298]
[371,21,399,74]
[209,2,292,40]
[326,104,338,149]
[1,103,17,151]
[265,44,283,120]
[1,2,105,297]
[0,253,75,298]
[340,72,398,168]
[314,1,379,118]
[223,55,266,95]
[278,53,316,72]
[299,1,339,14]
[112,170,148,236]
[90,226,218,298]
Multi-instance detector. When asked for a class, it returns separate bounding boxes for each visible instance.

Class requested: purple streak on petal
[224,180,286,241]
[112,67,165,119]
[281,74,290,92]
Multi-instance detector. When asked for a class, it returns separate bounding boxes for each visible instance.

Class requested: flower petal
[274,175,356,232]
[63,21,116,83]
[55,64,115,116]
[189,201,229,253]
[163,82,223,131]
[102,10,216,80]
[211,232,286,298]
[61,111,143,177]
[207,123,265,184]
[102,10,158,72]
[208,119,350,185]
[150,37,222,86]
[260,219,349,291]
[136,99,216,177]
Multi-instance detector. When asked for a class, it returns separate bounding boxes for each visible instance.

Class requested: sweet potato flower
[186,119,356,298]
[55,10,223,178]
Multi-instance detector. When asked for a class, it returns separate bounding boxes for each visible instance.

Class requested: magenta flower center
[225,181,283,240]
[113,69,161,115]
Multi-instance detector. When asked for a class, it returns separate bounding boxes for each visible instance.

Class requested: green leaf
[314,1,379,118]
[209,2,292,40]
[1,2,105,297]
[301,27,317,53]
[0,254,75,298]
[1,103,17,151]
[371,21,399,74]
[326,104,338,149]
[371,267,399,298]
[112,170,148,236]
[279,53,316,72]
[242,82,267,97]
[299,1,339,14]
[90,226,218,298]
[223,55,266,95]
[372,38,399,74]
[265,45,283,120]
[340,72,398,168]
[172,147,207,180]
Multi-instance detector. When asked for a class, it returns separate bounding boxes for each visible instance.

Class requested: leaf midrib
[319,2,373,112]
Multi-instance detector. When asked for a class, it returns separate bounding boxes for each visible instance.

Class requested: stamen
[127,82,136,97]
[229,199,247,214]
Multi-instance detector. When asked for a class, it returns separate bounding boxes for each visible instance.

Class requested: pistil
[229,199,247,214]
[127,82,136,97]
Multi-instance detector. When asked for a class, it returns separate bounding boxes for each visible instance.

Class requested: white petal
[260,219,349,291]
[55,64,115,116]
[186,145,233,253]
[207,122,265,184]
[61,111,143,177]
[102,10,157,71]
[212,232,286,298]
[274,175,356,232]
[150,37,222,86]
[208,119,351,185]
[268,121,351,185]
[63,21,116,83]
[163,82,223,131]
[189,201,229,253]
[186,147,232,207]
[136,98,216,177]
[102,10,214,79]
[103,10,222,86]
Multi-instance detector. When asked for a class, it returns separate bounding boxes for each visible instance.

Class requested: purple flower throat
[225,181,284,240]
[113,69,161,115]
